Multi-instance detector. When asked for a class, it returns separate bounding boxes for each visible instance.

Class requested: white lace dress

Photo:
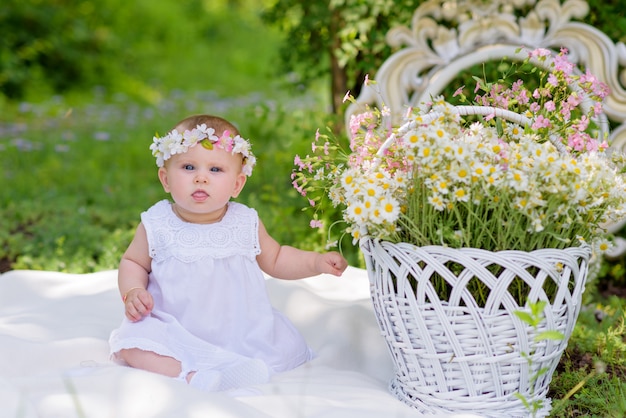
[109,200,313,389]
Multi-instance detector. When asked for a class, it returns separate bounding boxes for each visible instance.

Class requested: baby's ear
[231,173,247,198]
[158,167,171,193]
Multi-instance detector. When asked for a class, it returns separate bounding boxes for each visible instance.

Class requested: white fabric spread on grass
[0,267,481,418]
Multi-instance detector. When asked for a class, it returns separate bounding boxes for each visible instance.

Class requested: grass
[0,85,357,272]
[549,295,626,417]
[1,3,625,417]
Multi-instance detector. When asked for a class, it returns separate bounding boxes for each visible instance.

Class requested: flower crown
[150,123,256,176]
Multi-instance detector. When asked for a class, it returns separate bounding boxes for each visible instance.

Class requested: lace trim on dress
[142,200,261,263]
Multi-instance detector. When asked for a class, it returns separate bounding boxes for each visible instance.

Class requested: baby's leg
[118,348,215,387]
[118,348,267,391]
[118,348,182,378]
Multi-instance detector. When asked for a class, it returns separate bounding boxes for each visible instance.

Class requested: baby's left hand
[317,252,349,276]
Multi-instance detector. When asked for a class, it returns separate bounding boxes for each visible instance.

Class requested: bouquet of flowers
[292,47,626,255]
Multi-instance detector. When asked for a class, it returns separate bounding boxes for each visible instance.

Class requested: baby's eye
[184,164,194,170]
[210,167,222,172]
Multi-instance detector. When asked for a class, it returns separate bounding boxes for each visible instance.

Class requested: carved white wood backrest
[346,0,626,245]
[346,0,626,154]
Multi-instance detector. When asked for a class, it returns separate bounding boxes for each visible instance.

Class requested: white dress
[109,200,313,389]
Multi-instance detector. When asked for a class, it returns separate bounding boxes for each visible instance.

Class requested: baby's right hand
[123,288,154,322]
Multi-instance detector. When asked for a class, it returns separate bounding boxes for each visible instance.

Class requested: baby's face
[158,142,247,223]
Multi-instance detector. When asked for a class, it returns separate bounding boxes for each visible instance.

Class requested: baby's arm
[118,222,154,322]
[256,219,348,280]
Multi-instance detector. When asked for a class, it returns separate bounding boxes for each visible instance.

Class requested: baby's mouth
[192,190,209,201]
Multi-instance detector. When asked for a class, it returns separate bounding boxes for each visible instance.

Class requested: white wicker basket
[360,239,590,417]
[360,105,592,417]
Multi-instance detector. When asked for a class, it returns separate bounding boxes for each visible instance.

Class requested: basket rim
[375,104,569,161]
[359,235,592,256]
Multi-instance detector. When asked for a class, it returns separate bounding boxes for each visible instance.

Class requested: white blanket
[0,267,478,418]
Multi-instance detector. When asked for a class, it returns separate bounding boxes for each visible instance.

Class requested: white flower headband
[150,123,256,176]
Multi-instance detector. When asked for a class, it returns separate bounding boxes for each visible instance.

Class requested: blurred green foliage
[584,0,626,44]
[261,0,422,112]
[1,0,115,99]
[0,0,282,102]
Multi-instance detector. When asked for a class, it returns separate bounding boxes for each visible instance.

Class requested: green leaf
[535,330,565,341]
[531,301,547,316]
[514,310,535,325]
[514,392,530,409]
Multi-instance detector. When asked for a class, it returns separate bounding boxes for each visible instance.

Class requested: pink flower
[599,140,609,151]
[544,101,556,112]
[532,115,552,129]
[515,88,530,105]
[547,73,559,87]
[220,130,234,152]
[573,115,590,132]
[528,47,551,58]
[349,111,375,138]
[585,137,599,152]
[567,131,587,152]
[292,180,306,196]
[560,107,572,121]
[552,48,575,76]
[310,219,323,229]
[593,102,603,117]
[294,155,306,170]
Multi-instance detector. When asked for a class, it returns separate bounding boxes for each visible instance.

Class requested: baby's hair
[173,114,240,137]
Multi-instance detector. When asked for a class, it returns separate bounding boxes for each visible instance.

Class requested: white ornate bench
[346,0,626,253]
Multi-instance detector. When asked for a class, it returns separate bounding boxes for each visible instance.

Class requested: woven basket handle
[375,105,569,159]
